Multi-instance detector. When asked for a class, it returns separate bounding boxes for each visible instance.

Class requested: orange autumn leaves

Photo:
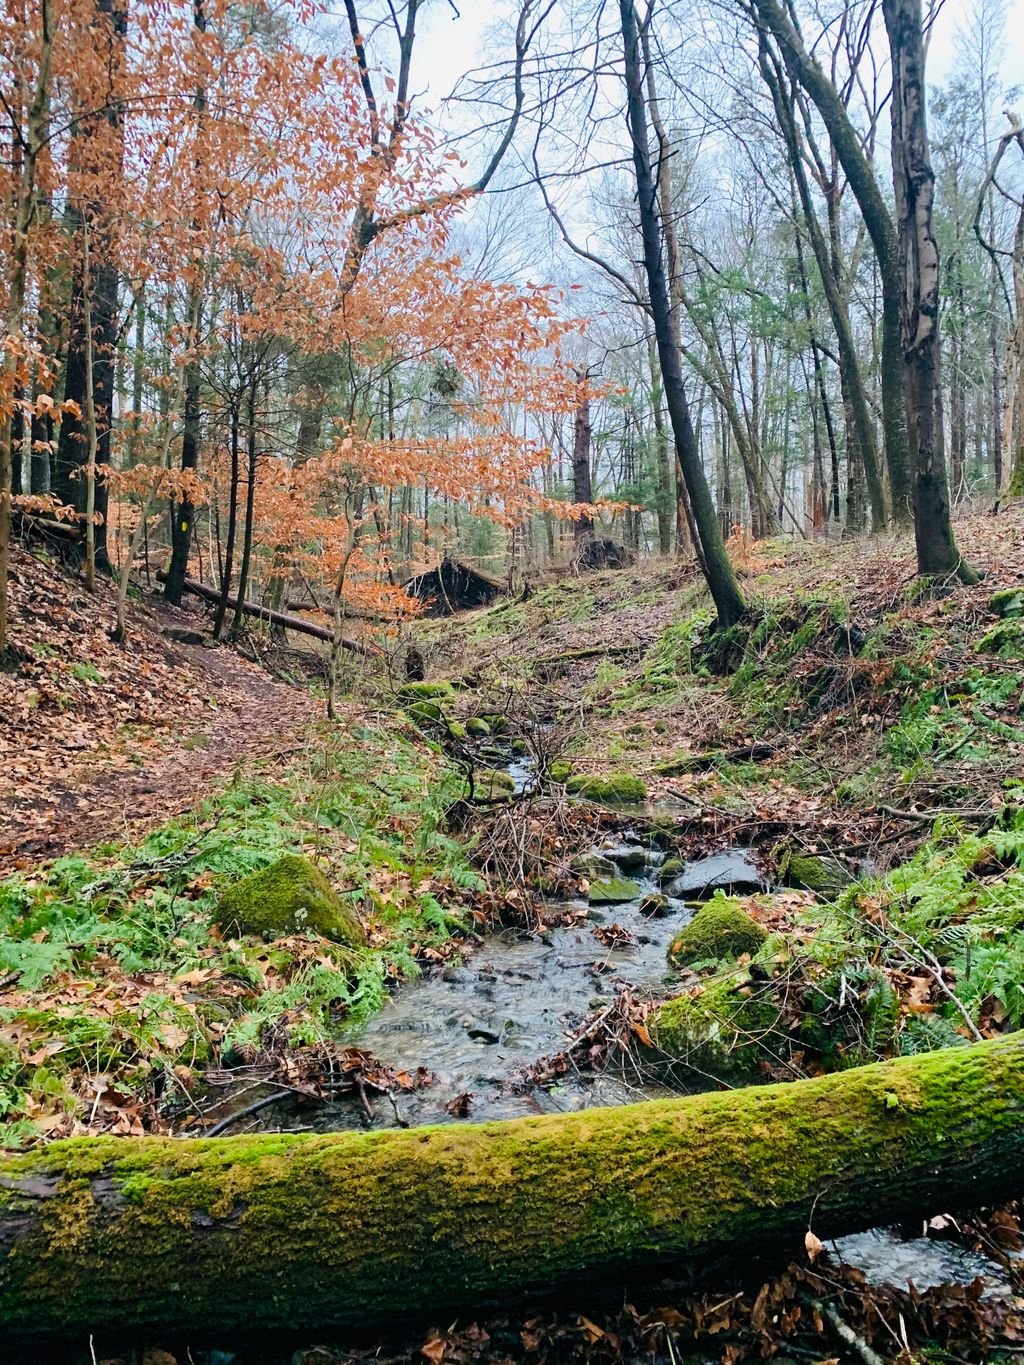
[3,0,591,620]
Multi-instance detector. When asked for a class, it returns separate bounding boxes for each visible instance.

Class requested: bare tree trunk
[0,0,53,653]
[164,0,207,605]
[230,377,259,641]
[213,400,240,639]
[571,371,594,548]
[52,0,126,573]
[882,0,976,580]
[759,47,885,529]
[620,1,745,628]
[750,0,911,524]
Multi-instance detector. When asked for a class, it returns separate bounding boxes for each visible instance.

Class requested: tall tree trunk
[0,0,53,653]
[751,0,911,523]
[882,0,976,581]
[760,47,885,529]
[230,376,259,640]
[164,0,207,604]
[571,371,594,549]
[617,0,746,631]
[51,0,125,572]
[646,338,674,555]
[213,399,240,639]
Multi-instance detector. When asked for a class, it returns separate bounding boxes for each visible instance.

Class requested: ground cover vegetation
[3,0,1024,1358]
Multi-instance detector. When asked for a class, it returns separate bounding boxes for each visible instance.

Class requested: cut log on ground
[155,571,379,657]
[2,1035,1024,1343]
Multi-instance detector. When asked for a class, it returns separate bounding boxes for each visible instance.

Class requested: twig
[822,1303,887,1365]
[197,1088,295,1136]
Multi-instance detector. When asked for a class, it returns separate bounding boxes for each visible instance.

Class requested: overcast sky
[409,0,1023,111]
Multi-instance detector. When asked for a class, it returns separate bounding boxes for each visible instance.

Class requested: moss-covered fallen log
[3,1035,1024,1344]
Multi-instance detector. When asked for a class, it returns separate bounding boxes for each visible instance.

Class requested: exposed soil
[0,545,316,871]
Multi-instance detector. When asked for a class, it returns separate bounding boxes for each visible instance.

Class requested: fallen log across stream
[2,1034,1024,1344]
[155,570,379,656]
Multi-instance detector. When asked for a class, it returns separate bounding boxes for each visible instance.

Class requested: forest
[2,0,1024,1360]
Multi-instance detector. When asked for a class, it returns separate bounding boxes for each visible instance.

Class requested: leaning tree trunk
[619,0,745,629]
[751,0,911,525]
[882,0,976,582]
[1,1036,1024,1345]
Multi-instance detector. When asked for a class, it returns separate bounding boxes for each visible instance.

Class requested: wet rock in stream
[664,847,765,898]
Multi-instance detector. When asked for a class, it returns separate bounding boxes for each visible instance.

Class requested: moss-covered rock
[638,893,671,918]
[465,717,491,737]
[398,681,457,702]
[668,897,767,967]
[447,720,468,741]
[989,588,1024,619]
[571,852,619,879]
[478,713,511,735]
[658,857,685,886]
[977,619,1024,658]
[218,854,365,946]
[404,699,444,728]
[548,759,573,784]
[651,973,779,1081]
[588,876,642,904]
[774,843,852,899]
[476,769,516,799]
[566,772,648,804]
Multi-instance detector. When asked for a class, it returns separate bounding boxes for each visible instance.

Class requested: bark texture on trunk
[1,1036,1024,1344]
[882,0,975,580]
[572,373,594,546]
[751,0,911,523]
[619,0,745,628]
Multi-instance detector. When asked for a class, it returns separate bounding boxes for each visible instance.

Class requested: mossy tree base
[3,1036,1024,1344]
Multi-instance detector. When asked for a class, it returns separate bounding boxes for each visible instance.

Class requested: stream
[211,751,1016,1310]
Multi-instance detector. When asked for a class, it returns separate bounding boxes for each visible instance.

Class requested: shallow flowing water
[287,838,764,1131]
[213,773,1018,1309]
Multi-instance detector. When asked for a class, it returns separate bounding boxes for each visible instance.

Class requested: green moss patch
[989,588,1024,619]
[588,876,642,905]
[977,619,1024,658]
[397,681,457,701]
[475,769,516,799]
[774,843,852,899]
[566,772,648,804]
[652,972,779,1081]
[669,897,768,966]
[218,854,366,945]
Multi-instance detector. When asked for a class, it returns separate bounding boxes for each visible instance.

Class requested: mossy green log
[3,1036,1024,1343]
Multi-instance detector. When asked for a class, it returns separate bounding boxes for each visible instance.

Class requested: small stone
[601,843,649,872]
[588,876,642,905]
[638,893,671,918]
[658,857,685,885]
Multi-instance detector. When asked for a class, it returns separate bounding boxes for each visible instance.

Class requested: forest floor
[0,547,316,867]
[4,513,1024,1362]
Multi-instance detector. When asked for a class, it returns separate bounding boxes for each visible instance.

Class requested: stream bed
[212,799,1017,1310]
